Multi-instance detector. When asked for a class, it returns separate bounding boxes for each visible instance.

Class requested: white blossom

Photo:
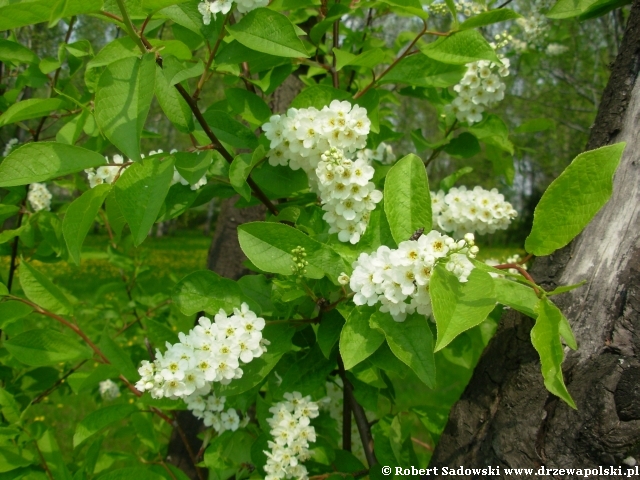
[85,154,127,188]
[431,186,518,237]
[264,392,320,480]
[98,379,120,401]
[28,183,52,212]
[350,232,477,322]
[198,0,268,24]
[2,138,18,157]
[546,43,569,56]
[135,303,266,399]
[445,59,510,125]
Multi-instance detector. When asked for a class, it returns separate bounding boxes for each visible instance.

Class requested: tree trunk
[166,75,303,479]
[429,2,640,476]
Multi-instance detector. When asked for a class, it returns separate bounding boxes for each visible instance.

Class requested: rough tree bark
[166,75,303,479]
[428,2,640,477]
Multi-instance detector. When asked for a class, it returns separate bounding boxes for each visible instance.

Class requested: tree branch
[337,356,378,468]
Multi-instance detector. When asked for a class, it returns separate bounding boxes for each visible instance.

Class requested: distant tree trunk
[429,3,640,477]
[166,75,304,479]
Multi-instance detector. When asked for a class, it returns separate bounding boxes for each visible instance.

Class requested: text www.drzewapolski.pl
[383,466,640,477]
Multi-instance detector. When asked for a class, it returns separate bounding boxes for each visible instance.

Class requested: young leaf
[430,265,496,351]
[73,404,138,448]
[0,98,65,126]
[531,298,577,408]
[226,8,309,58]
[0,39,38,65]
[114,156,175,246]
[459,8,522,29]
[173,270,251,316]
[19,261,73,314]
[525,143,625,256]
[0,388,22,424]
[226,88,272,125]
[0,0,103,31]
[370,312,436,388]
[174,151,212,185]
[238,222,350,282]
[95,54,156,161]
[340,306,385,370]
[317,310,345,359]
[154,64,194,134]
[63,184,111,265]
[5,329,91,366]
[0,143,106,188]
[420,30,500,65]
[384,153,432,244]
[98,335,138,380]
[379,54,466,88]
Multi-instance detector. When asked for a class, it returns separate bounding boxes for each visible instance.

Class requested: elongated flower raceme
[198,0,268,24]
[136,303,268,399]
[349,232,478,322]
[431,186,518,237]
[28,183,52,212]
[264,392,320,480]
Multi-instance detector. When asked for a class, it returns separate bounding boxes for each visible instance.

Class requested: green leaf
[370,312,436,388]
[5,329,91,366]
[525,143,625,256]
[468,114,513,154]
[114,157,175,246]
[384,153,432,244]
[238,222,349,282]
[0,0,103,31]
[459,8,522,29]
[0,447,31,472]
[201,110,258,149]
[19,261,73,314]
[87,37,139,70]
[155,64,194,134]
[0,98,64,127]
[74,404,138,448]
[226,88,272,125]
[0,301,33,329]
[430,265,496,351]
[532,299,576,408]
[0,39,38,65]
[97,468,164,480]
[95,54,156,161]
[226,8,309,58]
[0,142,106,188]
[0,388,21,424]
[215,324,294,396]
[443,132,480,158]
[290,85,351,109]
[514,118,556,134]
[229,149,263,201]
[37,429,72,480]
[0,283,7,297]
[334,47,389,71]
[63,184,111,265]
[275,344,337,397]
[173,270,249,316]
[381,0,429,18]
[420,30,500,65]
[317,310,344,359]
[493,277,538,318]
[380,54,466,88]
[546,0,600,18]
[340,306,385,370]
[174,151,211,185]
[99,335,138,380]
[162,55,204,86]
[439,166,473,191]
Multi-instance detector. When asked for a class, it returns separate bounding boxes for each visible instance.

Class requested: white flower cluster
[2,138,18,157]
[28,183,52,212]
[263,101,378,243]
[455,0,487,16]
[264,392,319,480]
[263,100,370,175]
[431,186,518,237]
[85,154,127,188]
[350,232,478,322]
[316,148,383,244]
[135,303,267,399]
[98,379,120,401]
[356,142,396,165]
[446,59,510,125]
[516,14,549,45]
[198,0,268,24]
[546,43,569,56]
[184,392,247,433]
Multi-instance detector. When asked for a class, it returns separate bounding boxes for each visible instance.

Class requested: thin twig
[33,438,55,480]
[493,264,539,294]
[32,360,87,404]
